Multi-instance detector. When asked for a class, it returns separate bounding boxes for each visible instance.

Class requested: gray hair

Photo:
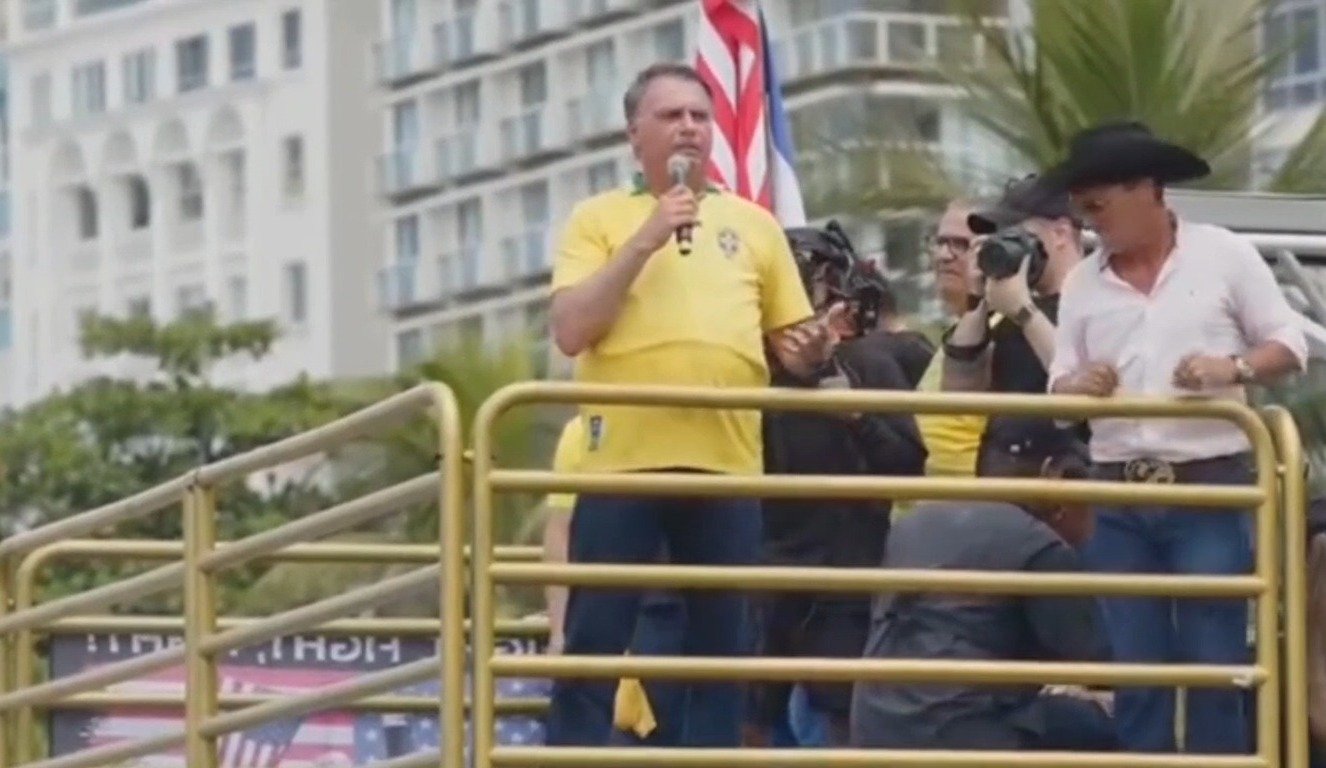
[621,62,713,123]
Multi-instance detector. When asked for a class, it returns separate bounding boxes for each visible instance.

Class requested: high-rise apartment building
[372,0,1014,374]
[4,0,386,406]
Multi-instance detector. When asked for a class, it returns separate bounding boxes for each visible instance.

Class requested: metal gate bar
[471,382,1281,768]
[1265,406,1309,767]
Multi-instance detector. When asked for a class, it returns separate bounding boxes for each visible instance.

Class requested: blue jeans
[1084,459,1253,753]
[545,492,761,747]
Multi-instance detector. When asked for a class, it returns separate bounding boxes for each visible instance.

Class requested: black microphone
[667,154,693,256]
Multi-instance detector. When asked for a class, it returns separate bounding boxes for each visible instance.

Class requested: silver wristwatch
[1231,355,1255,385]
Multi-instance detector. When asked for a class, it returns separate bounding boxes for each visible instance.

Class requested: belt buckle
[1123,458,1176,484]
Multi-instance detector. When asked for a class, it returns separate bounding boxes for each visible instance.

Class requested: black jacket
[762,334,927,574]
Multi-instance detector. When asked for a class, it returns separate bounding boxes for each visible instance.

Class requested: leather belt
[1093,453,1250,485]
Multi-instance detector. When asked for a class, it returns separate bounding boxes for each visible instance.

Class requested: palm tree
[942,0,1326,191]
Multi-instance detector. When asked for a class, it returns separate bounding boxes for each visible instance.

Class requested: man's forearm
[941,304,992,391]
[542,509,571,645]
[1246,339,1303,383]
[551,239,654,356]
[1020,310,1057,369]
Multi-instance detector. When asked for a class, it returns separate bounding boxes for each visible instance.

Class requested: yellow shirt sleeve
[545,417,585,511]
[756,214,814,332]
[551,200,611,292]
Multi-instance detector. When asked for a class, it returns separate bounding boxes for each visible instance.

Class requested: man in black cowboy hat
[1046,121,1307,754]
[940,173,1087,472]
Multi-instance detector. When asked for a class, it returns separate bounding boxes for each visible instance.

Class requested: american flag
[696,0,806,226]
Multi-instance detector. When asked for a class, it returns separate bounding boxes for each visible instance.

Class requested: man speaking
[545,62,831,748]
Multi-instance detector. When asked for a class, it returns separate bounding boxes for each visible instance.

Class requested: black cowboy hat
[1042,121,1210,191]
[969,173,1076,235]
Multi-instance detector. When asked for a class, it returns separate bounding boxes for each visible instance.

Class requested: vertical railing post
[1267,407,1309,767]
[433,386,467,768]
[469,398,501,768]
[12,552,44,765]
[1251,423,1283,768]
[0,557,11,768]
[183,481,220,768]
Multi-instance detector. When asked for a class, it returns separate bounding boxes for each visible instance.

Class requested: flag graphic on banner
[696,0,806,226]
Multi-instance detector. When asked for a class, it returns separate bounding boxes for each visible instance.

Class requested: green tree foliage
[942,0,1326,192]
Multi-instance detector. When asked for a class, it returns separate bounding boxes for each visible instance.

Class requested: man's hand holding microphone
[627,154,699,258]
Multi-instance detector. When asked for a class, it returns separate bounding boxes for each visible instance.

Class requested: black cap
[968,174,1076,235]
[978,417,1089,478]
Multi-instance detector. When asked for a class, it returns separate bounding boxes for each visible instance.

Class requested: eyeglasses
[927,234,973,255]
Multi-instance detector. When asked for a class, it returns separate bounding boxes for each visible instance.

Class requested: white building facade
[372,0,1012,374]
[4,0,386,407]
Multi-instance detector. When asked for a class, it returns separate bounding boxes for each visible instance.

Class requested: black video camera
[976,227,1048,288]
[785,220,887,337]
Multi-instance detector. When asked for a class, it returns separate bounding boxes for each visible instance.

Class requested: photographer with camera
[941,175,1085,465]
[748,223,927,748]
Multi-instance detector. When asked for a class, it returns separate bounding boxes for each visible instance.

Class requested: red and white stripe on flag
[695,0,806,226]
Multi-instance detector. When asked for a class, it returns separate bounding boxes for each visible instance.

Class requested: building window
[228,276,247,320]
[71,61,106,118]
[178,163,203,221]
[395,215,420,261]
[587,160,618,193]
[31,72,52,128]
[176,35,209,93]
[653,19,685,62]
[285,262,307,323]
[75,186,98,240]
[127,175,151,229]
[176,284,207,317]
[282,9,303,69]
[518,62,547,107]
[281,135,305,198]
[123,49,156,104]
[229,23,257,81]
[455,80,480,125]
[126,296,151,318]
[396,328,425,368]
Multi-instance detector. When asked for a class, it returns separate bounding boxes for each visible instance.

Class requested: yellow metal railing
[470,382,1286,768]
[0,383,470,768]
[3,539,547,763]
[1265,406,1309,768]
[0,382,1312,768]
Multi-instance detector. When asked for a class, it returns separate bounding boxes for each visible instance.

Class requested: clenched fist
[630,185,700,255]
[1059,362,1119,397]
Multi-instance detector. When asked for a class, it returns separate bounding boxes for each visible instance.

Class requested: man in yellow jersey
[545,62,829,748]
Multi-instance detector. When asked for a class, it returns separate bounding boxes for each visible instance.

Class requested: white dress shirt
[1049,218,1307,463]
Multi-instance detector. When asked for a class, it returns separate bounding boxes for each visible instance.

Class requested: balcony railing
[500,104,570,164]
[773,11,992,84]
[378,249,484,312]
[436,130,499,181]
[375,33,443,85]
[440,245,482,295]
[566,90,624,144]
[501,226,550,279]
[499,0,571,48]
[377,147,441,199]
[435,10,499,67]
[568,0,646,26]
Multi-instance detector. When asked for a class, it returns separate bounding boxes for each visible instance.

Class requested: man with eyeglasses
[898,199,989,507]
[939,176,1086,474]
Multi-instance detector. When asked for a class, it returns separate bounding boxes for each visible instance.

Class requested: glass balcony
[773,11,993,84]
[568,0,646,26]
[376,147,441,198]
[566,90,624,143]
[502,225,550,279]
[24,0,57,30]
[499,0,571,48]
[500,104,569,164]
[375,33,443,85]
[436,130,499,180]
